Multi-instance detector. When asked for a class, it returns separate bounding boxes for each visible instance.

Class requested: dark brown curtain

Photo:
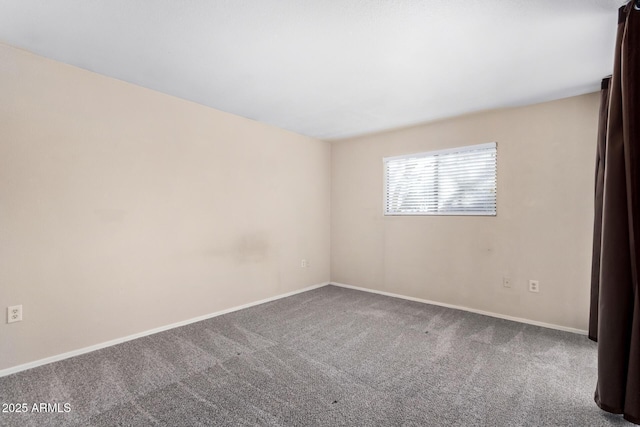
[589,1,640,424]
[589,76,610,342]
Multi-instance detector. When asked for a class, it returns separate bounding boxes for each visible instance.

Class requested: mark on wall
[205,232,271,264]
[93,208,128,223]
[235,233,270,263]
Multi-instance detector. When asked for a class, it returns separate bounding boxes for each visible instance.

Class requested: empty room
[1,0,639,426]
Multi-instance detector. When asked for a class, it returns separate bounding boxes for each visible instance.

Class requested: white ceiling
[0,0,626,139]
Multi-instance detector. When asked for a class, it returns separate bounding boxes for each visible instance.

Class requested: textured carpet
[0,285,632,426]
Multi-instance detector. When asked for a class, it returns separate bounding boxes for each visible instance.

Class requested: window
[384,142,497,216]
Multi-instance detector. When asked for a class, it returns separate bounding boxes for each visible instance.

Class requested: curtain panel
[589,1,640,424]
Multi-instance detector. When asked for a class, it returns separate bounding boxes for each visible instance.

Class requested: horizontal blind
[384,142,497,216]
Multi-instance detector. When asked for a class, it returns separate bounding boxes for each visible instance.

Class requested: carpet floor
[0,285,632,426]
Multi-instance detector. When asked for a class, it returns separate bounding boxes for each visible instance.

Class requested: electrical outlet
[7,305,22,323]
[503,277,511,288]
[301,259,308,268]
[528,280,540,293]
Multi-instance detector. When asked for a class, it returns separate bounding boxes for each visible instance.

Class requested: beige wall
[331,93,598,331]
[0,44,330,370]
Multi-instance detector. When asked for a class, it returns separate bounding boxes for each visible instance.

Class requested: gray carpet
[0,285,631,426]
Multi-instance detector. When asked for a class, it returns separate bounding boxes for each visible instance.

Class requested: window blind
[384,142,497,216]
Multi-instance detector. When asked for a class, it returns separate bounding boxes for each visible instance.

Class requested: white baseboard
[0,282,329,378]
[2,280,587,378]
[330,282,588,335]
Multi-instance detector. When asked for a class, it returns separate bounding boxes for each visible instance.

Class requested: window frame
[383,142,497,217]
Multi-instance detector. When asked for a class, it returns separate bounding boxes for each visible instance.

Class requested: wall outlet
[503,277,511,288]
[7,305,22,323]
[528,280,540,293]
[301,259,308,268]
